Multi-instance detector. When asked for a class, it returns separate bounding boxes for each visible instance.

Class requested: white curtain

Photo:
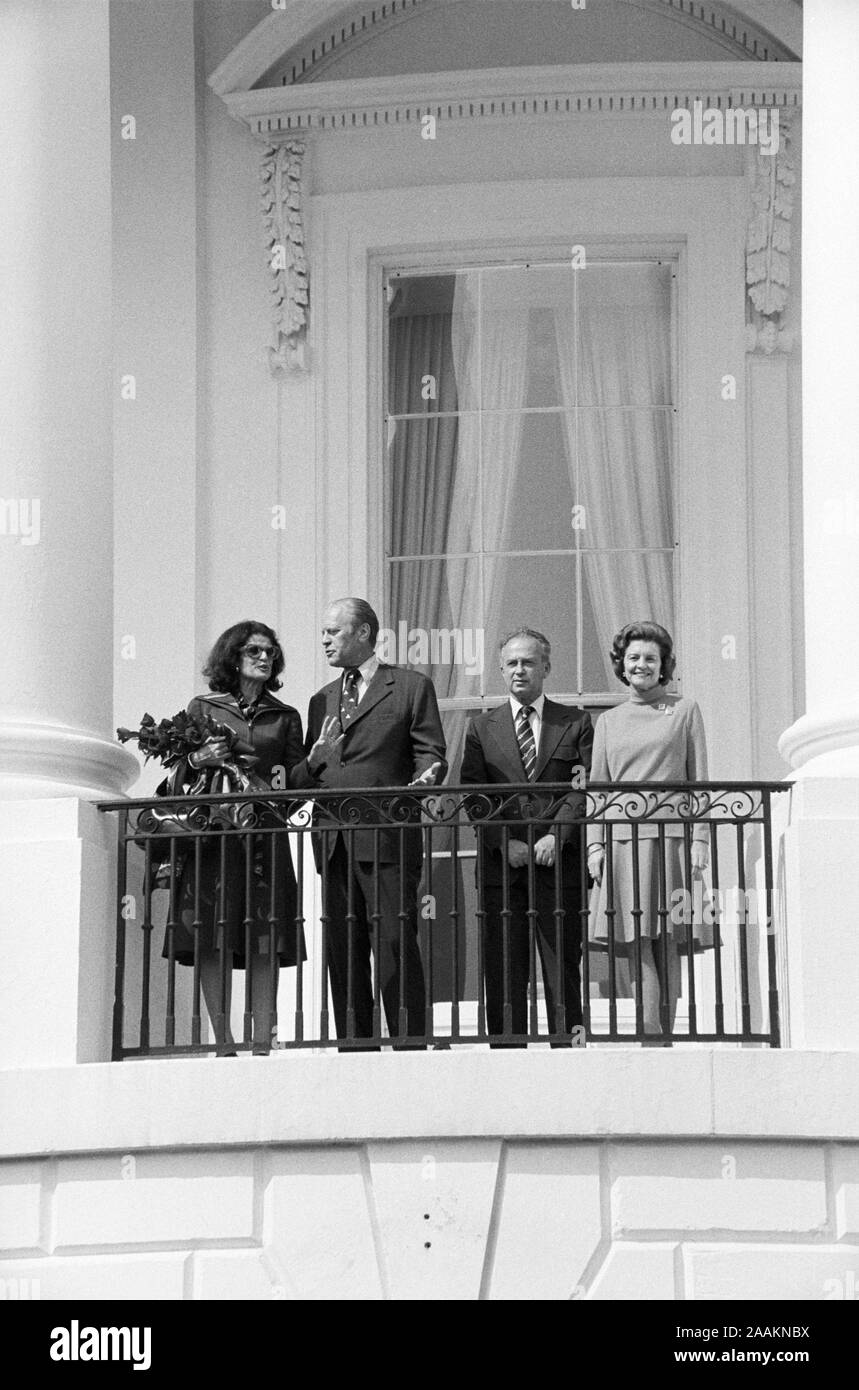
[389,266,675,747]
[554,271,675,686]
[446,276,531,655]
[387,278,529,772]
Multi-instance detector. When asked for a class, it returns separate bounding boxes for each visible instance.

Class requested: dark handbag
[133,760,209,889]
[139,756,272,889]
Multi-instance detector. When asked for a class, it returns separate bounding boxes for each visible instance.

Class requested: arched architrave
[209,0,801,98]
[208,0,802,374]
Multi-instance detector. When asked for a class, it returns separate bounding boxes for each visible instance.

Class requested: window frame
[374,243,684,714]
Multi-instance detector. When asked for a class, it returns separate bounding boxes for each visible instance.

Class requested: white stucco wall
[109,0,804,786]
[199,105,802,767]
[1,1050,856,1301]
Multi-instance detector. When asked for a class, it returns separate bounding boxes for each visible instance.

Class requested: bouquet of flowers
[118,711,271,866]
[117,709,211,769]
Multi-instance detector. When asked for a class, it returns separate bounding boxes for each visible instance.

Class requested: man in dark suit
[460,628,593,1046]
[291,598,446,1045]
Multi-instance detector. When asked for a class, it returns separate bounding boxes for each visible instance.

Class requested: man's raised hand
[308,714,345,772]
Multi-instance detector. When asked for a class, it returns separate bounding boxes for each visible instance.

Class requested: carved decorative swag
[261,141,309,375]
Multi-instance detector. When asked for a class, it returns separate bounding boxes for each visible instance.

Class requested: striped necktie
[340,668,361,728]
[516,705,537,781]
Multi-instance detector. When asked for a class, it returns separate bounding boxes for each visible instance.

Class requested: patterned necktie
[516,705,537,781]
[340,668,361,728]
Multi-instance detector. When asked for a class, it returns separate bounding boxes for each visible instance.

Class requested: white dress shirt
[509,692,545,757]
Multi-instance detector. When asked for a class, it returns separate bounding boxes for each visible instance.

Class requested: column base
[0,799,117,1067]
[778,709,859,777]
[0,720,139,800]
[778,777,859,1050]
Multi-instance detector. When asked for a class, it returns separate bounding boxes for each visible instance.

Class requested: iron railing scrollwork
[97,781,788,1058]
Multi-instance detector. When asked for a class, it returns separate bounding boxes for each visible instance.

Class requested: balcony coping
[1,1049,857,1158]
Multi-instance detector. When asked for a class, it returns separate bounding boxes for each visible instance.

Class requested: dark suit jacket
[459,699,594,886]
[290,664,447,863]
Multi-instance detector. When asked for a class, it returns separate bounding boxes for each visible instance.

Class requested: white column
[111,0,201,789]
[775,1,859,1050]
[0,1,135,1065]
[779,0,859,777]
[0,0,137,800]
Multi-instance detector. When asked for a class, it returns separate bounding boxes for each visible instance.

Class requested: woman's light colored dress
[587,686,713,951]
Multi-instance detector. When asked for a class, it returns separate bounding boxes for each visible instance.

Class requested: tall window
[384,258,677,769]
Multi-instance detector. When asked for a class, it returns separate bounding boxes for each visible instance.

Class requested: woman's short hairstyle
[203,621,284,693]
[610,621,676,686]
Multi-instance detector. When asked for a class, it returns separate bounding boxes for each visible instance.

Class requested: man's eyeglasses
[241,644,278,660]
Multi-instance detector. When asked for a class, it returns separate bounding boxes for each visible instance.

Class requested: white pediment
[209,0,801,99]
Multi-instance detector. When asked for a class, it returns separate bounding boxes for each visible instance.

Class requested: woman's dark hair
[610,622,676,686]
[203,621,284,693]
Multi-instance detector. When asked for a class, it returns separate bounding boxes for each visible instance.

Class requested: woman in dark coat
[164,620,305,1053]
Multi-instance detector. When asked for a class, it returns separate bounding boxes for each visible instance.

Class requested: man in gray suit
[460,629,593,1045]
[291,598,446,1045]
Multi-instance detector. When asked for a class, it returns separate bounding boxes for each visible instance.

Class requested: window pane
[580,570,609,696]
[575,407,675,551]
[384,557,484,699]
[387,272,478,415]
[577,263,674,407]
[483,554,578,696]
[480,264,574,411]
[481,411,575,553]
[439,706,475,786]
[386,415,478,557]
[383,257,678,702]
[581,552,676,692]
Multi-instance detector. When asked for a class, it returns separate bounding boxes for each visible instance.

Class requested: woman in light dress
[588,622,710,1042]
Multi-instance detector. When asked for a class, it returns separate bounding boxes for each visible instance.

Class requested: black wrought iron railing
[97,782,789,1057]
